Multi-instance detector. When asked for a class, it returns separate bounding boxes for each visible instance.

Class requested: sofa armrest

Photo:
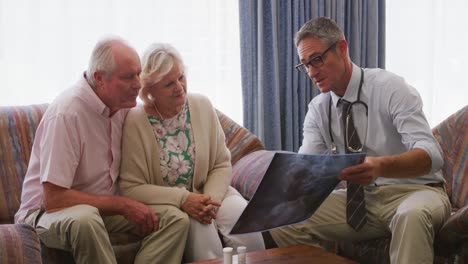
[0,224,42,263]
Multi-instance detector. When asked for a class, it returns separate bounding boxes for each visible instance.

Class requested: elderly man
[270,17,451,264]
[15,37,189,264]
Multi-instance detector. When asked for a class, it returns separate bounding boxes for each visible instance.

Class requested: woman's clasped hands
[181,193,221,224]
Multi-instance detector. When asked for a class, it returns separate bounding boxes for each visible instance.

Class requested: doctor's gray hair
[295,17,345,47]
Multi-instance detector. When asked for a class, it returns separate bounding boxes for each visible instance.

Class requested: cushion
[432,105,468,209]
[0,104,48,223]
[216,109,264,166]
[231,150,274,200]
[0,224,42,264]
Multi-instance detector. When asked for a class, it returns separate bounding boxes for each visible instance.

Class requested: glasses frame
[295,41,339,74]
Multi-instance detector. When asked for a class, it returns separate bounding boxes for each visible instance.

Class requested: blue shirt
[300,63,444,185]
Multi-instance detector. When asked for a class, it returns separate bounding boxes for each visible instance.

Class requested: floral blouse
[147,103,195,190]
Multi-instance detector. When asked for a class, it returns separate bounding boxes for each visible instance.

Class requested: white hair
[86,36,129,88]
[139,43,185,105]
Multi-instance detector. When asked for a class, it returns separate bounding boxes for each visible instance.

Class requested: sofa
[0,103,466,263]
[0,104,264,264]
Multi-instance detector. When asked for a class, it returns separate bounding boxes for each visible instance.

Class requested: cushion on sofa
[0,104,48,224]
[432,105,468,209]
[231,150,274,200]
[216,109,264,166]
[0,224,42,264]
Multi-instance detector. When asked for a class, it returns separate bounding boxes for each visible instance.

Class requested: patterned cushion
[432,105,468,209]
[216,109,264,166]
[0,224,42,264]
[231,150,274,200]
[0,104,48,223]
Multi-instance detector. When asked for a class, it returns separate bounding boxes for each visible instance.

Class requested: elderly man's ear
[93,71,106,88]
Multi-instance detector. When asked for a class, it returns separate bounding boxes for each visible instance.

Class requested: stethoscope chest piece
[331,143,338,154]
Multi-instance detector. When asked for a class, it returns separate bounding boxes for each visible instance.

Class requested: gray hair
[295,17,345,47]
[139,43,185,105]
[86,37,128,88]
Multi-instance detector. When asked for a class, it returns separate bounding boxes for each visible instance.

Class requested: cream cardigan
[119,93,234,208]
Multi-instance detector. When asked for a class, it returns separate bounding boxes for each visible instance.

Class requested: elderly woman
[119,43,265,262]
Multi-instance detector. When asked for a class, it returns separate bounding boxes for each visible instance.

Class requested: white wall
[0,0,243,124]
[386,0,467,127]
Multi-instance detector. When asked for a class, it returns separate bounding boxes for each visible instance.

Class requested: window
[386,0,467,127]
[0,0,242,124]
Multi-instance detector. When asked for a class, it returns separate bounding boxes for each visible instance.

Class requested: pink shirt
[15,76,128,223]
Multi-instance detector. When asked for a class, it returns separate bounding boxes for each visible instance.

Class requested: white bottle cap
[223,247,233,264]
[237,246,246,253]
[237,246,246,264]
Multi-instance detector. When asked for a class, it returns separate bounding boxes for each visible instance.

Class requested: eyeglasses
[295,41,338,74]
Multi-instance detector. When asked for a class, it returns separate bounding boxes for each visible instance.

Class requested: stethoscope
[328,68,368,154]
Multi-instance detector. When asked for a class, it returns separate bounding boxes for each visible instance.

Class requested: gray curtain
[239,0,385,151]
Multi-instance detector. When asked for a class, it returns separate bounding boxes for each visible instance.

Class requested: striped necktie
[340,99,367,231]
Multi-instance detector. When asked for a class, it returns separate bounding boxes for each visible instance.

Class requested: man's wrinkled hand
[122,197,159,237]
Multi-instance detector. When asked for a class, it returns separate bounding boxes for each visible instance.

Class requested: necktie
[340,99,367,231]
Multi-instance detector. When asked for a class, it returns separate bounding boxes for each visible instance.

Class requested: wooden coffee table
[187,244,357,264]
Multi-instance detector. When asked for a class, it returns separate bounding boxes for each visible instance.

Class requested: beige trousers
[26,204,189,264]
[270,184,451,264]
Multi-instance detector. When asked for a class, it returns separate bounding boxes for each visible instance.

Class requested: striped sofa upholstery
[0,224,42,264]
[432,105,468,262]
[433,105,468,210]
[230,150,273,200]
[216,109,264,166]
[0,105,46,264]
[0,104,48,225]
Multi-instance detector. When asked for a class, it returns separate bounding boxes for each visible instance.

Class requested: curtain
[239,0,385,151]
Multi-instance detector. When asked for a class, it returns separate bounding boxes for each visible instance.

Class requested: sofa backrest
[0,104,48,223]
[432,105,468,209]
[215,109,264,165]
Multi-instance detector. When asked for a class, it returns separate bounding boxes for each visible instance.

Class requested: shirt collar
[78,72,112,117]
[330,63,361,107]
